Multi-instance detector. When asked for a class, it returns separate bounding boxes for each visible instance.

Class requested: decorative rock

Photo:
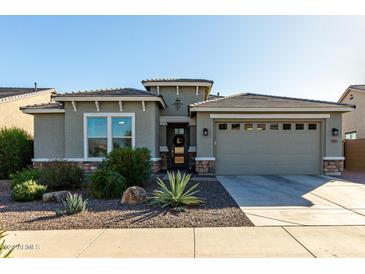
[121,186,147,205]
[42,191,70,203]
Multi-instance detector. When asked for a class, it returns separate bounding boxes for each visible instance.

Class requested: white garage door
[215,121,321,175]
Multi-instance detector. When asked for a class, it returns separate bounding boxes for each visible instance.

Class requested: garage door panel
[215,122,320,175]
[221,153,319,162]
[219,144,318,155]
[218,164,320,175]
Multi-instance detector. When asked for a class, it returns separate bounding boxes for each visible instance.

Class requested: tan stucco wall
[195,111,344,159]
[63,101,160,159]
[324,112,343,157]
[341,90,365,138]
[34,114,65,158]
[0,91,53,135]
[196,112,214,157]
[150,86,206,117]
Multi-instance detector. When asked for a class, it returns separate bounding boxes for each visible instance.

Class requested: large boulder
[121,186,147,205]
[43,191,70,203]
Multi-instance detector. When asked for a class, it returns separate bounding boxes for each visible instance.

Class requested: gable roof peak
[338,84,365,102]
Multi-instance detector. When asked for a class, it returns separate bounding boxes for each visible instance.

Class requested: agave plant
[62,193,88,215]
[150,171,203,208]
[0,230,15,258]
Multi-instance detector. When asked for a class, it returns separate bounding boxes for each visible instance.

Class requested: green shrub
[10,168,41,189]
[89,166,126,199]
[0,230,15,258]
[0,127,33,179]
[37,161,84,191]
[11,180,47,202]
[62,193,88,215]
[150,171,203,208]
[104,147,151,187]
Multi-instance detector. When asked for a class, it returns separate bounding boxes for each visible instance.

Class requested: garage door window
[218,124,227,130]
[295,124,304,130]
[283,123,292,130]
[231,123,240,130]
[308,124,317,130]
[244,123,254,130]
[257,124,266,130]
[270,123,279,130]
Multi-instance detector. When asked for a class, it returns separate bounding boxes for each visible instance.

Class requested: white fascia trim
[191,107,354,112]
[323,156,345,160]
[195,157,215,161]
[21,109,65,114]
[54,96,166,108]
[210,114,331,119]
[143,81,212,87]
[33,157,161,162]
[160,146,168,152]
[0,89,55,104]
[160,116,196,125]
[32,158,102,162]
[188,146,196,152]
[83,112,136,159]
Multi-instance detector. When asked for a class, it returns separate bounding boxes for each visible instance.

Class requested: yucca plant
[62,193,88,215]
[150,171,204,208]
[0,230,15,258]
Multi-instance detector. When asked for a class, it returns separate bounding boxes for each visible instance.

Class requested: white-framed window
[83,113,135,159]
[345,131,357,140]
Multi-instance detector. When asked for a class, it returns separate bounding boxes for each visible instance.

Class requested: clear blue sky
[1,16,364,101]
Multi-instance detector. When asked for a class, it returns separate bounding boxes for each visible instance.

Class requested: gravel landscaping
[0,177,253,230]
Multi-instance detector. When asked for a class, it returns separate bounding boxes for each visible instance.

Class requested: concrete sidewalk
[5,226,365,258]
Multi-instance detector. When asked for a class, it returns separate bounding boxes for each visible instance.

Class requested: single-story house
[338,85,365,140]
[21,78,354,176]
[0,84,55,135]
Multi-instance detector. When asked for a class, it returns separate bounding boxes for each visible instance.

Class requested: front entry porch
[160,122,196,172]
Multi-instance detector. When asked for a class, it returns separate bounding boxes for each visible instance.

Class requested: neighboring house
[0,85,55,135]
[338,85,365,140]
[21,78,353,176]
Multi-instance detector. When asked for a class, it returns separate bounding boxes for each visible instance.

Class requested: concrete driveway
[218,175,365,226]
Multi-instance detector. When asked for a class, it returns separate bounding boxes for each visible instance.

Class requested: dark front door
[167,124,189,169]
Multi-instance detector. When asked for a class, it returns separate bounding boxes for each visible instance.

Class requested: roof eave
[21,109,65,114]
[0,88,56,104]
[189,107,355,113]
[142,81,213,88]
[53,96,166,109]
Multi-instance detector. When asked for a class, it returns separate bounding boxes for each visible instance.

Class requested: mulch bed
[0,177,253,230]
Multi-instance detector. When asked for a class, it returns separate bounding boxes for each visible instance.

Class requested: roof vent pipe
[217,92,220,96]
[34,82,37,92]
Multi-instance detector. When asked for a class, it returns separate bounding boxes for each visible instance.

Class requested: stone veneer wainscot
[195,158,215,175]
[323,159,344,176]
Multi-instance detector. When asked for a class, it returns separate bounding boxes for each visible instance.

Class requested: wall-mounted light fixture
[203,128,208,136]
[332,128,339,136]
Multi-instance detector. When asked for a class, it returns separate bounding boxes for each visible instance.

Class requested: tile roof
[142,78,214,84]
[0,87,53,101]
[20,102,64,110]
[190,93,353,109]
[53,88,160,98]
[208,93,224,99]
